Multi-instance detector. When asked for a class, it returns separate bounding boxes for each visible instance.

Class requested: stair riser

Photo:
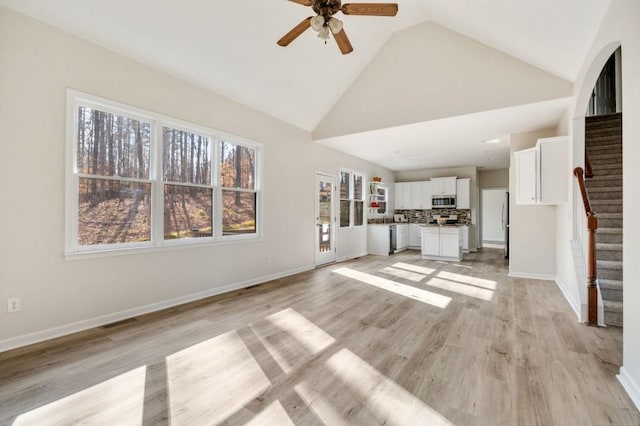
[589,191,623,201]
[590,167,622,176]
[597,218,623,228]
[600,286,623,302]
[587,146,622,156]
[597,234,622,244]
[585,128,623,137]
[586,179,622,187]
[590,157,623,166]
[597,250,623,262]
[591,204,622,214]
[586,135,622,144]
[585,119,621,129]
[598,268,623,281]
[604,310,623,327]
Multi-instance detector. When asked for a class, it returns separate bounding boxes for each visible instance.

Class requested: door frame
[314,171,337,266]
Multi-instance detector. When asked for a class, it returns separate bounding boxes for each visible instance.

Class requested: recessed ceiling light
[483,138,501,144]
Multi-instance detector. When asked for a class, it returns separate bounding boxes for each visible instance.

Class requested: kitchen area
[367,176,472,262]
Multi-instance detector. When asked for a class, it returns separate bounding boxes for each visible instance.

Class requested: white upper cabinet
[410,182,430,209]
[394,182,412,210]
[422,181,432,209]
[431,177,457,195]
[514,136,567,205]
[456,178,470,209]
[515,148,537,204]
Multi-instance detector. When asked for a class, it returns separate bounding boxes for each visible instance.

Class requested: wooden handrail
[585,152,594,178]
[573,166,599,326]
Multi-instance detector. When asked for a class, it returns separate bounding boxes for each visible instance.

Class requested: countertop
[420,224,467,228]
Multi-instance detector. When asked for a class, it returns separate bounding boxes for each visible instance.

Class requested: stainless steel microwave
[431,195,456,208]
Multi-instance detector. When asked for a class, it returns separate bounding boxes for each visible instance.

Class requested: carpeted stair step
[589,153,623,166]
[584,135,622,149]
[592,213,623,228]
[586,144,622,156]
[590,199,622,213]
[597,228,622,244]
[587,187,622,201]
[596,242,623,261]
[597,260,623,281]
[585,174,622,187]
[599,279,623,302]
[585,127,623,138]
[589,165,622,176]
[585,121,622,133]
[603,300,623,327]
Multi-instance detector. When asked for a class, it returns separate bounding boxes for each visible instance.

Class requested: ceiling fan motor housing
[312,0,342,17]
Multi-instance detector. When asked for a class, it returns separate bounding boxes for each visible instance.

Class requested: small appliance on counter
[394,214,408,223]
[429,214,459,225]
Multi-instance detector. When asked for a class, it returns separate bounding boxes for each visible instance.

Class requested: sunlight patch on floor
[392,262,436,275]
[250,307,336,373]
[165,330,271,424]
[380,266,426,282]
[333,267,451,308]
[245,400,294,426]
[425,277,494,301]
[323,348,454,425]
[14,366,146,425]
[437,271,497,290]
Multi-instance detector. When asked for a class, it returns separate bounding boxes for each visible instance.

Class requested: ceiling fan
[277,0,399,55]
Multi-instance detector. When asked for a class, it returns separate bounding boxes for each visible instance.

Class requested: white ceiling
[0,0,609,170]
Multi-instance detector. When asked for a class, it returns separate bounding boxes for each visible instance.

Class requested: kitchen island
[421,224,463,261]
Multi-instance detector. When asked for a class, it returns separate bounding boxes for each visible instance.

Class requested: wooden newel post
[574,167,599,327]
[587,214,598,326]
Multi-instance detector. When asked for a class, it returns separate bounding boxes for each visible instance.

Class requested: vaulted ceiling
[0,0,610,170]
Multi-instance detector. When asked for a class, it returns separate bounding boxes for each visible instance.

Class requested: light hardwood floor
[1,249,638,425]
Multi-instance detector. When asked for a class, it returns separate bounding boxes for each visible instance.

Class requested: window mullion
[153,119,164,245]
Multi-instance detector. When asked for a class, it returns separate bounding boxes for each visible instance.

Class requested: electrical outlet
[7,297,21,313]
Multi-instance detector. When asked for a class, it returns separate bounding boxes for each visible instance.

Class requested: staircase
[585,112,623,327]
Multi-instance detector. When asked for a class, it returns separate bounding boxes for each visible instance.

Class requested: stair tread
[600,278,623,288]
[591,199,622,204]
[589,174,622,180]
[603,300,623,312]
[597,260,623,269]
[586,186,622,192]
[596,243,623,251]
[599,228,623,234]
[593,212,623,218]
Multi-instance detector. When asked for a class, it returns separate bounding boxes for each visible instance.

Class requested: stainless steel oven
[431,195,456,208]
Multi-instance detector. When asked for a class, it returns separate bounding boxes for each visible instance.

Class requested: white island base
[421,225,463,262]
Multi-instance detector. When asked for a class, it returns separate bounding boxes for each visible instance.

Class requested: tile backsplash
[369,209,471,224]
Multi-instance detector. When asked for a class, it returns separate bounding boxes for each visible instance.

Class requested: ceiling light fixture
[483,138,501,144]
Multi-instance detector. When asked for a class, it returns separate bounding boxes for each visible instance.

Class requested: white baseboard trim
[554,278,581,321]
[336,251,368,263]
[508,271,556,281]
[618,367,640,411]
[0,264,314,353]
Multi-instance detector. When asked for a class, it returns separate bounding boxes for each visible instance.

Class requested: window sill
[64,234,263,261]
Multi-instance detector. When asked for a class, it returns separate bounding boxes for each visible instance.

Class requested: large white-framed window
[339,169,366,229]
[66,90,262,257]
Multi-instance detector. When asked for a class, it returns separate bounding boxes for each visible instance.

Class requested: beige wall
[479,168,509,188]
[0,7,394,349]
[314,21,572,139]
[509,129,558,279]
[555,0,640,407]
[396,166,479,250]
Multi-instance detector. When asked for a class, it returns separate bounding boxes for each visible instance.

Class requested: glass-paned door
[315,173,336,266]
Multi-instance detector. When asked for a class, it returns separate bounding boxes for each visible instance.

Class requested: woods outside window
[339,169,365,229]
[66,91,262,256]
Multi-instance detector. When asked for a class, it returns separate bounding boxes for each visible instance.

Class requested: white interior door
[482,188,507,244]
[315,173,336,266]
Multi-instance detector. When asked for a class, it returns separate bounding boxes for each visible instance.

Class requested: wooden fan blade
[333,28,354,55]
[288,0,313,6]
[341,3,398,16]
[277,17,312,47]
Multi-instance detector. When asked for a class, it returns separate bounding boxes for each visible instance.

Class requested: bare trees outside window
[68,93,261,255]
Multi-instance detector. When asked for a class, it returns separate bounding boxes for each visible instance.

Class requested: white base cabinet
[367,225,390,256]
[396,224,409,251]
[409,224,422,248]
[421,226,463,261]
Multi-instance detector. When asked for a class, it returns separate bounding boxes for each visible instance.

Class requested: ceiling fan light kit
[277,0,398,55]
